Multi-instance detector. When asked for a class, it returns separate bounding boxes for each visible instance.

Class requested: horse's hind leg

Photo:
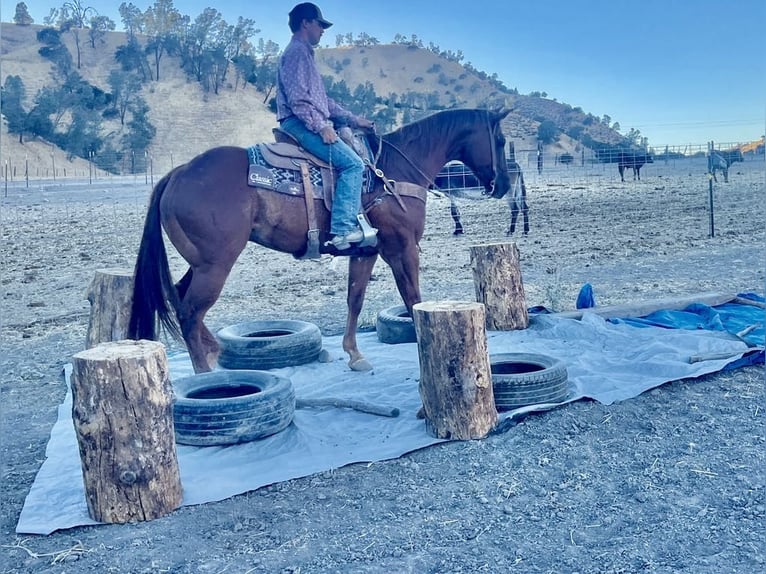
[507,199,518,235]
[343,255,378,371]
[449,196,464,235]
[521,198,530,236]
[176,264,232,373]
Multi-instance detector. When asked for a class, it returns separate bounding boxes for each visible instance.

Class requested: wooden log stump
[413,301,497,439]
[469,242,529,330]
[85,268,134,349]
[71,340,182,524]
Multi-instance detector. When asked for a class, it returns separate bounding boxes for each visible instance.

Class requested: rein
[485,110,498,196]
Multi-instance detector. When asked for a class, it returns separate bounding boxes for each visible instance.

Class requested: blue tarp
[609,292,765,368]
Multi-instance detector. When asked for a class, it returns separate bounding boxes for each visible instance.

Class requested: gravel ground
[1,157,764,573]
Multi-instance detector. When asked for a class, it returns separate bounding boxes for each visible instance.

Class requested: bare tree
[60,0,98,69]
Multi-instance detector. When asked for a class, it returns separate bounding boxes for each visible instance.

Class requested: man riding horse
[276,3,377,251]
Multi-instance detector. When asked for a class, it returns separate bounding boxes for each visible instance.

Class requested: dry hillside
[0,23,621,177]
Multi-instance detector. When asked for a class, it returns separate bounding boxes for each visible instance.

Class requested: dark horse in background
[128,109,512,373]
[618,150,653,181]
[709,148,744,183]
[441,141,528,236]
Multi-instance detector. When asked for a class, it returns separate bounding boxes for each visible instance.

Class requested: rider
[276,3,377,251]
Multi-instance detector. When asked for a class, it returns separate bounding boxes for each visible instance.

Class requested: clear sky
[3,0,765,147]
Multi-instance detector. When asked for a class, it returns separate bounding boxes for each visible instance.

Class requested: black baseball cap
[289,3,333,29]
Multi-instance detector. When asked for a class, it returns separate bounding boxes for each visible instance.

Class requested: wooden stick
[733,296,766,309]
[555,292,736,321]
[688,347,764,364]
[736,324,761,339]
[296,398,400,418]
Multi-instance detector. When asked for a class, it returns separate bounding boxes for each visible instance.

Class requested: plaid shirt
[276,36,358,133]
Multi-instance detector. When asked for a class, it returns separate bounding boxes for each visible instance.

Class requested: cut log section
[412,301,497,439]
[469,242,529,330]
[71,340,182,524]
[85,268,134,349]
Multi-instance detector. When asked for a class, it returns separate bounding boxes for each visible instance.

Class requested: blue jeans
[280,117,365,236]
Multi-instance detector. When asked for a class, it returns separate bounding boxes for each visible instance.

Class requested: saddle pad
[247,141,376,198]
[248,145,325,197]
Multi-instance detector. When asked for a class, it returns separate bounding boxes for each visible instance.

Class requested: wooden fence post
[469,242,528,330]
[413,301,496,439]
[71,340,182,524]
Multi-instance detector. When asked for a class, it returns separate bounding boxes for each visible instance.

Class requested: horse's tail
[128,171,183,342]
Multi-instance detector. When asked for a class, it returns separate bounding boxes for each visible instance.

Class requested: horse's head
[460,109,512,199]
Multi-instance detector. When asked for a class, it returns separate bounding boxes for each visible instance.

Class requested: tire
[173,370,295,446]
[376,305,416,344]
[216,320,322,370]
[490,352,569,411]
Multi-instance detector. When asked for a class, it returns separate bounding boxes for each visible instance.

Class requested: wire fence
[1,141,762,320]
[0,140,763,189]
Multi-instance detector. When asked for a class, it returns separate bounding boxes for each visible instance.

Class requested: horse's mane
[377,108,486,147]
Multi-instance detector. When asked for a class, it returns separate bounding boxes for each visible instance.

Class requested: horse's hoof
[318,349,333,363]
[453,228,464,236]
[348,357,373,372]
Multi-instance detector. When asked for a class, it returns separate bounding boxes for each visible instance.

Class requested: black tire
[216,320,322,370]
[490,352,569,411]
[376,305,416,344]
[173,370,295,446]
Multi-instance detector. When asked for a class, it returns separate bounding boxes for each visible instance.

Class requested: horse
[709,149,744,183]
[505,142,529,236]
[618,151,653,182]
[128,108,512,374]
[437,141,528,236]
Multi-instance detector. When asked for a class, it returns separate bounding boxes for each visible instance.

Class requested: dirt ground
[1,156,764,573]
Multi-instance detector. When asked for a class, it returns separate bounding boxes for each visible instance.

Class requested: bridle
[365,110,502,197]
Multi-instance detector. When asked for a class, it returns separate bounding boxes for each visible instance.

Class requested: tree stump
[85,268,134,349]
[469,242,529,330]
[71,340,182,524]
[412,301,497,439]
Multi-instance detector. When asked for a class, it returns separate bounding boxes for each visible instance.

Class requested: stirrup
[356,214,378,248]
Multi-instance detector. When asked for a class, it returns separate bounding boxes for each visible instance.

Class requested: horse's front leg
[380,244,422,317]
[449,196,464,235]
[343,254,378,372]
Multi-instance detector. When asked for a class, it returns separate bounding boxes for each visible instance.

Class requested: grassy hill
[0,22,624,178]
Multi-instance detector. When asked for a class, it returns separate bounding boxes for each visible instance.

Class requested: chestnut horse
[128,108,512,373]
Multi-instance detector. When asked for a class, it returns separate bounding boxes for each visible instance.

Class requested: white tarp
[16,313,748,535]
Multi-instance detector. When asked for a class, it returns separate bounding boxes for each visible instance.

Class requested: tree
[37,27,73,76]
[143,0,183,81]
[13,2,34,25]
[63,106,104,160]
[118,1,145,39]
[122,97,156,173]
[2,75,29,142]
[60,1,98,69]
[89,15,115,48]
[26,87,58,140]
[537,120,560,144]
[625,127,642,146]
[115,36,151,81]
[43,8,59,26]
[108,69,142,125]
[62,0,96,27]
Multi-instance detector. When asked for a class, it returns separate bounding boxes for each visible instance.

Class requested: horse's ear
[490,108,512,122]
